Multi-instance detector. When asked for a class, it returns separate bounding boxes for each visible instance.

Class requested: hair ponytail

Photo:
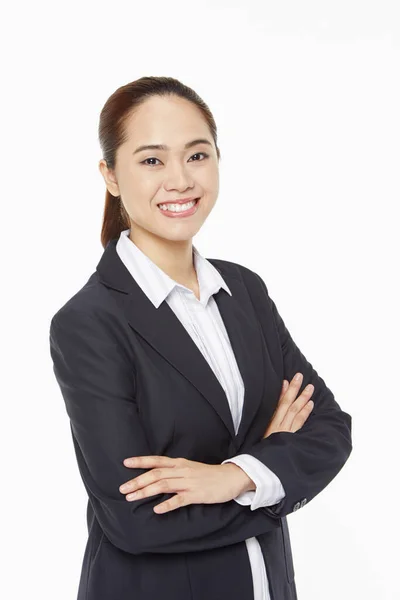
[100,189,130,249]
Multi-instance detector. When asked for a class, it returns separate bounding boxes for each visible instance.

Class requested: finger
[120,466,186,495]
[291,400,314,432]
[123,455,176,468]
[267,380,288,426]
[154,494,189,514]
[280,386,314,430]
[120,467,163,494]
[279,380,289,400]
[126,476,187,502]
[273,373,304,425]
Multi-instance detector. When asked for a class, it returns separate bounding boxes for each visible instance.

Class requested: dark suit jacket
[49,237,352,600]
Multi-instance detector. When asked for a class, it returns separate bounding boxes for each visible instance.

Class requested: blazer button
[293,501,301,512]
[300,498,307,508]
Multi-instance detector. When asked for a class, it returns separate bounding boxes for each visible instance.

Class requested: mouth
[157,197,200,218]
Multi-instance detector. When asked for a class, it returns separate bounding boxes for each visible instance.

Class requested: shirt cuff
[222,454,286,511]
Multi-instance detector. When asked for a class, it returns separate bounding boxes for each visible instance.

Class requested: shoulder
[206,257,269,294]
[49,271,120,332]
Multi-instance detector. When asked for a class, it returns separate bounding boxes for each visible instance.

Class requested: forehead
[124,95,210,145]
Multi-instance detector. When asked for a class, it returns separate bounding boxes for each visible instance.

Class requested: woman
[49,76,352,600]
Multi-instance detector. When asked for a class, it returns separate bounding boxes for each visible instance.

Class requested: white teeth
[159,199,197,212]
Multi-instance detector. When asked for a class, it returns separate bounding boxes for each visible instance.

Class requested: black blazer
[49,237,352,600]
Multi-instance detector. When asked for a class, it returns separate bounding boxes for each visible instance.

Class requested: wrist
[223,462,256,494]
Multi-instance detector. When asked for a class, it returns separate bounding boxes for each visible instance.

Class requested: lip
[157,196,198,206]
[157,197,200,218]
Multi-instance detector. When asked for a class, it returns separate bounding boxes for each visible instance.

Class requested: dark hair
[98,76,221,249]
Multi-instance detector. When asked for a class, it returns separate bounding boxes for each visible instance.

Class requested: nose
[163,161,195,192]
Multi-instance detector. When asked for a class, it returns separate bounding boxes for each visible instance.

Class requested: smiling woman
[98,82,221,266]
[49,75,352,600]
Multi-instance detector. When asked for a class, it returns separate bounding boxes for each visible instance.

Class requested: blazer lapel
[96,239,265,449]
[210,264,265,448]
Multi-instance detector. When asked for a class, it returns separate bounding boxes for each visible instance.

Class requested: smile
[157,198,200,218]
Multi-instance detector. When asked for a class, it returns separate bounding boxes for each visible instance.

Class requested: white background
[2,1,399,599]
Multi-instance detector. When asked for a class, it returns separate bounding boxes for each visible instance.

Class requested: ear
[98,159,120,197]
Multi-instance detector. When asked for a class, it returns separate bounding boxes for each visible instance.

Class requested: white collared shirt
[116,228,285,600]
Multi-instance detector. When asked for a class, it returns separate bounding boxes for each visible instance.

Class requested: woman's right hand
[263,373,315,438]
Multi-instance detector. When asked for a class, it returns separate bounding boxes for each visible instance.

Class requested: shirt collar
[116,229,232,308]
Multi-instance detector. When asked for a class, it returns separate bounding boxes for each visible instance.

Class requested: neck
[128,226,197,284]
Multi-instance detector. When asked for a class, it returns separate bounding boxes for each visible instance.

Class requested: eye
[141,157,162,166]
[188,152,209,162]
[140,152,209,167]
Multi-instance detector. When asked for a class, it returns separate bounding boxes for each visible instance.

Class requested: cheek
[204,172,219,199]
[124,179,159,210]
[197,165,218,192]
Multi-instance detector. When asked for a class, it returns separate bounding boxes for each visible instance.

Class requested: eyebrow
[132,138,213,156]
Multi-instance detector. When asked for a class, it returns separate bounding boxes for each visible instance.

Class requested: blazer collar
[115,228,232,308]
[96,237,265,451]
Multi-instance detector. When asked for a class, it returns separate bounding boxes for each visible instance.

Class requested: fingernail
[295,373,302,381]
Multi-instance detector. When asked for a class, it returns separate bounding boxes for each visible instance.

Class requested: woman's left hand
[119,455,254,514]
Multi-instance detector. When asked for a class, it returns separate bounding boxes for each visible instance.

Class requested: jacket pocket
[280,517,295,583]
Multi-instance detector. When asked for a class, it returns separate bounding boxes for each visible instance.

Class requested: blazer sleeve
[49,307,282,556]
[221,454,286,509]
[240,269,353,520]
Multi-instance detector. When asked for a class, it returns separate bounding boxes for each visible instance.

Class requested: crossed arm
[50,309,283,556]
[49,272,352,554]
